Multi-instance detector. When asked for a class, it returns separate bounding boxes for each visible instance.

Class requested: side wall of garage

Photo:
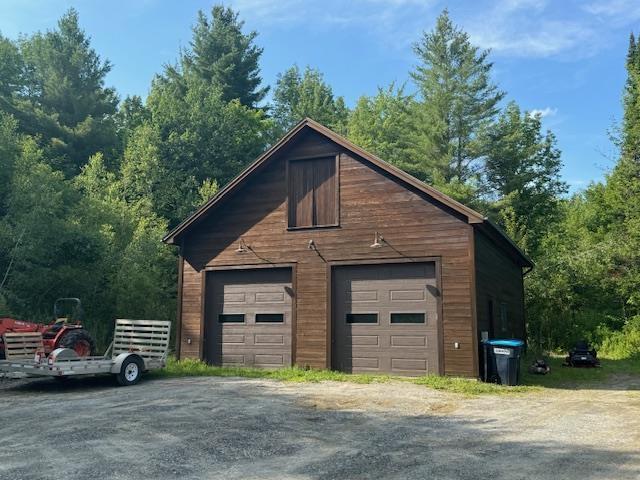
[179,130,478,376]
[474,230,525,345]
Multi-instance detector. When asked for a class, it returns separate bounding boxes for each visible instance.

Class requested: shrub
[599,316,640,359]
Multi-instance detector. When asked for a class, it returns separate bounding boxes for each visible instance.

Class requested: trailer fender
[110,353,145,374]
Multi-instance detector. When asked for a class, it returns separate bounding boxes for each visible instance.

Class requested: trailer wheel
[116,356,143,386]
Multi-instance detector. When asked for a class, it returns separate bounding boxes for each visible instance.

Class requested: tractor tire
[116,356,144,386]
[58,329,96,357]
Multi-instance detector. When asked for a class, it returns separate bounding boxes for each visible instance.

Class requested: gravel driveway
[1,374,639,480]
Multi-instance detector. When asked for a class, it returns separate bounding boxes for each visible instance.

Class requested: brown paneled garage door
[332,263,440,375]
[204,268,293,368]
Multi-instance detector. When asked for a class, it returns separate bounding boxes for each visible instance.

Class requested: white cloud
[230,0,438,52]
[529,107,558,118]
[469,20,596,58]
[464,0,601,59]
[584,0,640,19]
[501,0,548,12]
[225,0,638,60]
[464,0,640,59]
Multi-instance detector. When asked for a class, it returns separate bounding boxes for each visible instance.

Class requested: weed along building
[163,119,533,378]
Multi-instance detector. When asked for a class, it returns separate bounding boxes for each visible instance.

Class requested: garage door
[204,268,293,368]
[332,263,440,375]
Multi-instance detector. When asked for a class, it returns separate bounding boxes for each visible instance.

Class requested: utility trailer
[0,319,171,386]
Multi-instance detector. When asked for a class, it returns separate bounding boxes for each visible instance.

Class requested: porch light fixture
[235,237,249,254]
[370,231,385,248]
[308,239,316,250]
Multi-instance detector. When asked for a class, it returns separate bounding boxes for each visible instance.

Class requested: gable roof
[163,118,533,268]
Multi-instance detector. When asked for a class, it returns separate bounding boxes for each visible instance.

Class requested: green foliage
[347,84,419,176]
[2,9,120,176]
[484,102,566,255]
[411,10,504,187]
[524,31,640,355]
[115,95,149,145]
[198,178,219,205]
[0,112,21,215]
[0,136,100,323]
[272,65,349,135]
[181,5,268,107]
[623,33,640,157]
[19,9,117,126]
[147,74,271,224]
[0,33,24,99]
[600,317,640,359]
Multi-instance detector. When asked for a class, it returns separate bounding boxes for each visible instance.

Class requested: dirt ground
[1,374,639,480]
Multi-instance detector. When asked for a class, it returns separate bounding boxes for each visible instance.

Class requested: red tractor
[0,298,96,360]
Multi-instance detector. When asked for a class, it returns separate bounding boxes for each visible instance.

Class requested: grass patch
[152,354,640,395]
[152,358,392,384]
[521,354,640,389]
[151,357,537,395]
[411,374,534,395]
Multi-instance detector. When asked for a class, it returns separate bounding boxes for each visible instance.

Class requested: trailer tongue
[0,319,171,386]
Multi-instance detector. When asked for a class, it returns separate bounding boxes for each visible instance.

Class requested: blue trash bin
[482,339,525,386]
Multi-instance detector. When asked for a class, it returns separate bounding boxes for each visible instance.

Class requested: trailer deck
[0,319,171,385]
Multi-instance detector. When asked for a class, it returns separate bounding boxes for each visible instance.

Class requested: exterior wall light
[235,238,249,254]
[370,231,385,248]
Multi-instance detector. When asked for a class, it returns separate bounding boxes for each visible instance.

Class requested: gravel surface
[1,374,639,480]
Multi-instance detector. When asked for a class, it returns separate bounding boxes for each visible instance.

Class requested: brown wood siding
[474,229,525,347]
[178,259,203,358]
[180,130,477,376]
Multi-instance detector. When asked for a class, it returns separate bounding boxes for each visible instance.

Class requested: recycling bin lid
[483,339,524,347]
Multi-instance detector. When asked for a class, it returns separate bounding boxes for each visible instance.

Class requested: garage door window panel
[390,313,426,324]
[288,156,338,228]
[346,313,378,324]
[256,313,285,323]
[219,314,245,323]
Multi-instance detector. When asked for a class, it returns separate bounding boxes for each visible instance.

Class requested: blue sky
[1,0,638,191]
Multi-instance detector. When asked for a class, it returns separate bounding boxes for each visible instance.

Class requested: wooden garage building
[163,119,533,378]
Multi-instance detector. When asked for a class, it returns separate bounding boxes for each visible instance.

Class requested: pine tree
[0,34,23,100]
[272,65,348,135]
[181,5,268,107]
[10,8,119,175]
[411,10,504,187]
[20,9,117,125]
[623,32,640,158]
